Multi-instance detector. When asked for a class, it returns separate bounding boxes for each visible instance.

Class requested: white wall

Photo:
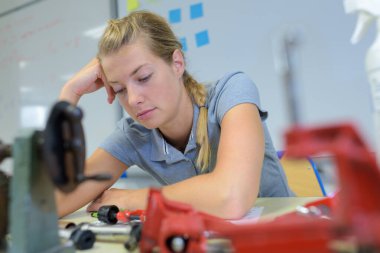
[0,0,119,175]
[118,0,375,150]
[0,0,375,171]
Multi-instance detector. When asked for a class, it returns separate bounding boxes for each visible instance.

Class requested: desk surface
[60,197,321,252]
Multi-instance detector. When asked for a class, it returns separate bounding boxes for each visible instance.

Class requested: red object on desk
[116,209,146,223]
[139,123,380,253]
[96,205,146,224]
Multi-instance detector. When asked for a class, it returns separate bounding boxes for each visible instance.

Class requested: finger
[105,83,115,104]
[87,191,105,211]
[99,68,116,104]
[86,203,98,212]
[85,58,100,69]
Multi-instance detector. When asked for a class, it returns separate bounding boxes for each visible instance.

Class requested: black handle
[43,101,110,193]
[0,140,12,164]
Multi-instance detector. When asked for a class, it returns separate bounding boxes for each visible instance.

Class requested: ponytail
[183,71,210,172]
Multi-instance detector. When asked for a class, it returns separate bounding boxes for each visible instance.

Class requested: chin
[137,120,159,130]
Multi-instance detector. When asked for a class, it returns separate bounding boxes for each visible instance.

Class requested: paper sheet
[228,206,264,224]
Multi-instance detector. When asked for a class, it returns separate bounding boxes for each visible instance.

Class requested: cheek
[158,76,182,100]
[152,87,176,108]
[146,82,170,102]
[117,98,132,115]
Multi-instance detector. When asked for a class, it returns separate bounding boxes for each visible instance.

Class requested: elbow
[217,189,258,220]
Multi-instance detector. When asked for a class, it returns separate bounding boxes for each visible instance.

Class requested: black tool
[0,170,9,251]
[60,221,132,244]
[124,223,142,251]
[0,140,12,164]
[93,205,146,224]
[95,205,120,224]
[0,140,11,250]
[43,101,111,193]
[59,227,95,250]
[5,101,112,252]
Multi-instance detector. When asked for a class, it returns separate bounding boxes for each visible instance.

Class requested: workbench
[60,197,321,252]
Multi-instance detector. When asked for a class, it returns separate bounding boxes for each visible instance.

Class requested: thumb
[105,83,116,104]
[86,201,100,212]
[99,67,115,104]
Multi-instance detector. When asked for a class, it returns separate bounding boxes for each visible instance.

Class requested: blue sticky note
[195,30,209,47]
[169,8,181,24]
[190,3,203,19]
[180,37,188,51]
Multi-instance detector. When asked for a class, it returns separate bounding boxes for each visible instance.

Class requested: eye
[115,87,127,94]
[138,74,152,83]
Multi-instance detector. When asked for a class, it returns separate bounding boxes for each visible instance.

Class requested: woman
[57,10,293,219]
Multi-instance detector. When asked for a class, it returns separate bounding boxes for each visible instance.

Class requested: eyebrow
[108,64,148,84]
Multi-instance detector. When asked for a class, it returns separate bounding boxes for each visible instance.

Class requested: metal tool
[0,141,11,252]
[138,123,380,253]
[0,170,9,252]
[93,205,146,224]
[124,223,142,251]
[1,101,111,253]
[273,27,302,125]
[60,221,132,244]
[58,227,95,250]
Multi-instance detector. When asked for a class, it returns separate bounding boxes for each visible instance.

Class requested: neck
[159,91,194,151]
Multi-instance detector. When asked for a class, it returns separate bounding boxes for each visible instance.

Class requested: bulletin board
[117,0,375,150]
[0,0,119,167]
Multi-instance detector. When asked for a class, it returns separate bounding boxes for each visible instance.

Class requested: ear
[171,49,185,78]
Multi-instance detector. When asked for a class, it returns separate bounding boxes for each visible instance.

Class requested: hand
[86,188,148,212]
[59,58,115,105]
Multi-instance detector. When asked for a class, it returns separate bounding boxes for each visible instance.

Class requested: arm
[164,103,264,218]
[87,103,264,219]
[55,148,127,217]
[59,58,115,105]
[56,58,120,217]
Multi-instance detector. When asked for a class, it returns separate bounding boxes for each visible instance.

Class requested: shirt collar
[150,129,168,162]
[150,104,200,163]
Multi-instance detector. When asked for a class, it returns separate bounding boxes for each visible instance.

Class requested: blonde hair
[97,11,211,171]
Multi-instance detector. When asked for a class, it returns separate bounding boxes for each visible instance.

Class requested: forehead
[102,42,151,67]
[101,43,159,79]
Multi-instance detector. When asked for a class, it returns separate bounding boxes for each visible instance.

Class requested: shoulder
[117,117,151,138]
[218,71,252,84]
[206,71,267,123]
[207,71,254,96]
[207,71,261,107]
[99,117,151,166]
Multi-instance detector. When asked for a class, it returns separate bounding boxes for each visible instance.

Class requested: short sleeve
[99,119,135,166]
[207,71,268,125]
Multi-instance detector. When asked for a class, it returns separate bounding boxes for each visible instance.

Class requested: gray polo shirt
[100,71,293,197]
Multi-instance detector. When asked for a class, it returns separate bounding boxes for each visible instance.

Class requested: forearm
[161,172,256,219]
[55,185,95,218]
[56,149,127,217]
[59,81,81,105]
[85,169,258,219]
[58,58,113,105]
[55,179,115,218]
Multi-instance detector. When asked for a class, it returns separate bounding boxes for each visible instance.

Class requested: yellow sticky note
[127,0,140,12]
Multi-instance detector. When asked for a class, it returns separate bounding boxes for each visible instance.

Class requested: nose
[126,84,144,107]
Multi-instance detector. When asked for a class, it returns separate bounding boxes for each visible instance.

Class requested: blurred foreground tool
[59,221,132,244]
[92,205,146,224]
[138,123,380,253]
[0,170,9,251]
[2,101,111,253]
[59,226,95,250]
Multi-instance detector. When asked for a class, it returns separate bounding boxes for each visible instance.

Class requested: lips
[136,108,156,119]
